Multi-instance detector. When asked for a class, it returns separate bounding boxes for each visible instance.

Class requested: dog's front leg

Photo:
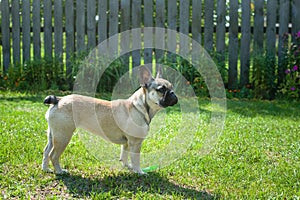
[129,140,145,174]
[119,143,131,169]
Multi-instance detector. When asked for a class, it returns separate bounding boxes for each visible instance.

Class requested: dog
[42,65,178,174]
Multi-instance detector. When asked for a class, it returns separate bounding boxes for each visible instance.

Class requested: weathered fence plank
[1,0,10,71]
[144,0,154,64]
[54,0,63,61]
[179,0,190,57]
[253,0,264,53]
[278,0,290,85]
[228,0,238,89]
[12,0,21,64]
[216,0,226,67]
[120,0,131,68]
[292,0,300,40]
[98,0,108,43]
[109,0,119,56]
[240,0,251,86]
[168,0,178,59]
[32,0,41,59]
[87,0,96,49]
[204,0,214,52]
[65,0,75,79]
[76,0,86,52]
[132,0,141,67]
[265,0,278,98]
[44,0,53,59]
[22,0,31,62]
[155,0,166,64]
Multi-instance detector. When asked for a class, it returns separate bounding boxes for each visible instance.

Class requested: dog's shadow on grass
[57,171,215,199]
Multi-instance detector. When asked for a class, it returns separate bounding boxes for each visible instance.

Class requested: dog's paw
[42,168,53,173]
[133,168,147,175]
[55,169,69,175]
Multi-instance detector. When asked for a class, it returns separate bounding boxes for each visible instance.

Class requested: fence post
[65,0,74,85]
[44,0,53,60]
[22,0,31,63]
[120,0,131,69]
[132,0,141,67]
[1,0,10,72]
[144,0,154,65]
[291,0,300,41]
[266,0,278,99]
[155,0,166,65]
[33,0,41,60]
[54,0,63,63]
[87,0,96,49]
[12,0,21,65]
[240,0,251,87]
[98,0,108,43]
[179,0,190,57]
[204,0,214,52]
[278,0,290,86]
[76,0,86,53]
[216,0,226,79]
[228,0,238,89]
[167,0,177,62]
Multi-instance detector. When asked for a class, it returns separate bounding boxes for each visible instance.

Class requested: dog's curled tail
[44,95,60,105]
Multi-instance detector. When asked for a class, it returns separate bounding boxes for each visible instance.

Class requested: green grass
[0,91,299,199]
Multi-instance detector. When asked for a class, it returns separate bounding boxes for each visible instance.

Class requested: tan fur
[42,67,177,175]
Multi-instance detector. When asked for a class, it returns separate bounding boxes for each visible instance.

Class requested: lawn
[0,91,299,199]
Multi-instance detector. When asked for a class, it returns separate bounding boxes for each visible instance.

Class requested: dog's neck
[130,88,161,125]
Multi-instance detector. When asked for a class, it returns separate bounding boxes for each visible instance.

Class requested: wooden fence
[1,0,300,90]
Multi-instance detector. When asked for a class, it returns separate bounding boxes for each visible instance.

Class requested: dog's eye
[156,86,166,93]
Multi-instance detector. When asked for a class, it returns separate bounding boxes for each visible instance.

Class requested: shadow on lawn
[57,172,215,199]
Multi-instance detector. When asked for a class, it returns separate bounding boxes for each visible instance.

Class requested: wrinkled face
[146,78,178,108]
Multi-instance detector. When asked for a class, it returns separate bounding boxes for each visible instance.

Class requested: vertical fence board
[120,0,131,69]
[54,0,63,61]
[228,0,238,89]
[155,0,166,65]
[98,0,107,43]
[253,0,264,53]
[22,0,31,62]
[204,0,214,52]
[292,0,300,39]
[144,0,154,64]
[265,0,278,98]
[76,0,86,52]
[87,0,96,49]
[179,0,190,56]
[65,0,74,81]
[12,1,21,64]
[167,0,177,61]
[240,0,251,86]
[132,0,141,67]
[109,0,119,56]
[278,0,290,85]
[1,0,10,71]
[216,0,226,67]
[32,0,41,59]
[44,0,53,59]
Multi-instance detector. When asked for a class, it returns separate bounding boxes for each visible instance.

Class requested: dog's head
[140,66,178,108]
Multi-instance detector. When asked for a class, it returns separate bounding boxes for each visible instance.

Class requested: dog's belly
[79,123,128,145]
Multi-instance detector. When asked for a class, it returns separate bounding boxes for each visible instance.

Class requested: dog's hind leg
[49,127,74,174]
[42,127,53,173]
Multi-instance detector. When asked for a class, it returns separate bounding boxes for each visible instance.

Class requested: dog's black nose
[168,91,178,106]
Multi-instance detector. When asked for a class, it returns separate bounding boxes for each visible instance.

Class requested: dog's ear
[140,65,154,88]
[156,67,163,79]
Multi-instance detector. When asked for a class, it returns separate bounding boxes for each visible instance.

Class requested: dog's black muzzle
[159,90,178,108]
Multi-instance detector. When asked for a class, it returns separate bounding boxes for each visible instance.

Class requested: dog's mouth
[159,91,178,108]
